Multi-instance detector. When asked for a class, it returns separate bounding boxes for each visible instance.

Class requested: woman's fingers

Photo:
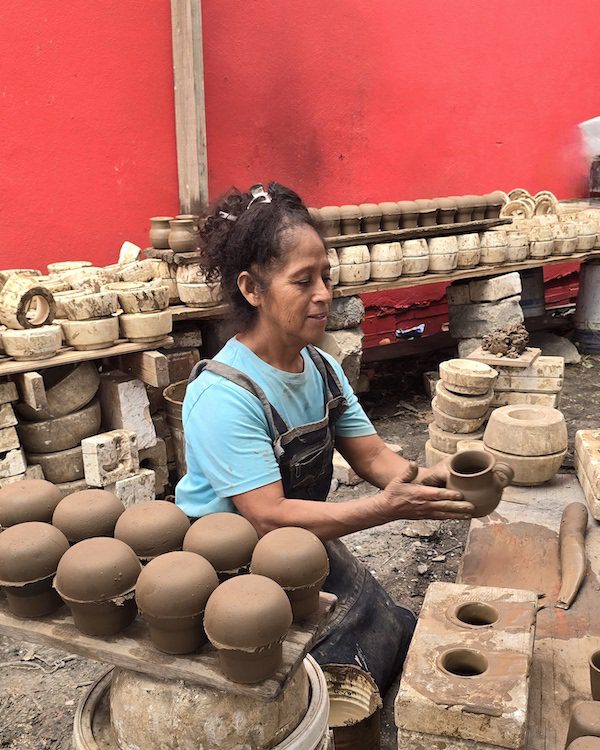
[425,500,475,515]
[398,460,419,483]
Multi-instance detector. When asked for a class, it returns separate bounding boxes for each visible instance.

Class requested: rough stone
[99,373,156,450]
[0,463,45,488]
[528,332,581,364]
[446,283,471,306]
[0,427,20,452]
[457,338,483,358]
[81,429,139,487]
[0,403,17,428]
[317,328,363,390]
[325,296,365,331]
[0,382,18,404]
[448,296,524,339]
[468,272,522,303]
[0,448,28,478]
[106,469,156,508]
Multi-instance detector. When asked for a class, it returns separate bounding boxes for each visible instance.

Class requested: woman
[175,182,473,695]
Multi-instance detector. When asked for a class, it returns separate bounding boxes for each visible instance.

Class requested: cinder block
[99,373,156,450]
[449,296,524,339]
[317,328,363,390]
[395,582,537,750]
[326,296,365,331]
[81,430,139,487]
[468,272,522,303]
[0,382,18,404]
[446,283,471,306]
[0,427,19,452]
[106,468,156,508]
[0,403,17,428]
[0,448,27,479]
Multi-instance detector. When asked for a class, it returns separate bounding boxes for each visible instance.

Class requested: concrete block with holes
[81,430,139,488]
[395,581,537,749]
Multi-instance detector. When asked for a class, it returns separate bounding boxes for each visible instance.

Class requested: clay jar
[183,512,258,579]
[401,239,429,276]
[52,489,125,544]
[369,243,402,281]
[427,236,458,273]
[434,197,457,224]
[414,199,437,227]
[337,245,370,285]
[149,217,174,249]
[136,550,219,654]
[319,207,341,237]
[168,218,198,253]
[250,527,329,621]
[204,573,293,683]
[566,702,600,746]
[358,204,382,233]
[397,201,419,229]
[114,500,190,562]
[54,537,141,635]
[378,202,401,230]
[0,479,62,528]
[0,522,69,617]
[447,450,513,518]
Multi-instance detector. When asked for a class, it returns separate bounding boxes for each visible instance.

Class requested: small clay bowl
[54,537,141,635]
[183,512,258,579]
[114,500,190,562]
[136,551,219,654]
[0,522,69,617]
[250,527,329,620]
[52,489,125,544]
[204,574,293,684]
[0,479,62,529]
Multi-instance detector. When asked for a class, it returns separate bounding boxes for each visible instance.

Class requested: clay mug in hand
[447,450,514,518]
[590,650,600,700]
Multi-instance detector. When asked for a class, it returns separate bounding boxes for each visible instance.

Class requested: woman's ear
[237,271,261,308]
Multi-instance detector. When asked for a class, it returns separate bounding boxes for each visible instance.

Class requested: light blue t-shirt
[175,337,375,517]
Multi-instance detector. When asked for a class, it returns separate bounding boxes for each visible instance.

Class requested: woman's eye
[296,279,311,286]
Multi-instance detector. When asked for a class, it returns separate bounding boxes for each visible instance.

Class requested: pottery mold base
[141,610,207,654]
[60,593,138,636]
[3,575,64,618]
[216,641,284,684]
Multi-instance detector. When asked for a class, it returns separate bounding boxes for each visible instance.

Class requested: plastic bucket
[163,379,188,478]
[575,259,600,352]
[73,657,330,750]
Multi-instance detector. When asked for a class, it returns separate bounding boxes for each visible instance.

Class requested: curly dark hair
[198,181,321,328]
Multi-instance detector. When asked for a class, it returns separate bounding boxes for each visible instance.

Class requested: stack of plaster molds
[395,582,537,750]
[0,381,44,488]
[575,430,600,520]
[487,355,564,408]
[447,272,524,357]
[426,359,497,467]
[57,283,121,351]
[104,280,173,345]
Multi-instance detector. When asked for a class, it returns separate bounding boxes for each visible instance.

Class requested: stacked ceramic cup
[426,359,498,467]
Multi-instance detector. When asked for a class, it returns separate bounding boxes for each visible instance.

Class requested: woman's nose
[314,278,332,301]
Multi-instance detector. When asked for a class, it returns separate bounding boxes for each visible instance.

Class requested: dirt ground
[0,348,598,750]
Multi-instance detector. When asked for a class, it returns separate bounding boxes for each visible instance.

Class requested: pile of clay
[482,323,529,358]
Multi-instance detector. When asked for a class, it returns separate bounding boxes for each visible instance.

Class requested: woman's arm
[233,470,473,542]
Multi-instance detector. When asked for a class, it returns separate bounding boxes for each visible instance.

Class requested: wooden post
[170,0,208,214]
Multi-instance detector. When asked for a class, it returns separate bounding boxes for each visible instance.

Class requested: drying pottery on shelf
[576,219,598,251]
[60,290,119,321]
[337,245,370,285]
[439,359,498,396]
[527,223,554,258]
[397,201,419,228]
[54,536,141,636]
[177,281,221,308]
[319,206,341,236]
[168,218,198,253]
[0,478,62,528]
[551,222,578,256]
[456,233,481,269]
[52,489,125,544]
[434,197,457,224]
[135,550,219,654]
[119,259,159,284]
[15,361,100,421]
[36,274,70,294]
[479,230,508,265]
[118,309,172,343]
[505,231,529,262]
[400,239,429,276]
[358,203,382,233]
[0,521,69,617]
[379,202,401,230]
[175,262,210,285]
[427,236,459,273]
[61,266,117,292]
[204,573,293,683]
[484,191,508,219]
[369,243,402,281]
[414,199,437,227]
[114,500,190,562]
[453,196,474,223]
[328,249,340,286]
[108,281,169,314]
[183,512,258,578]
[250,526,329,620]
[0,273,56,330]
[61,316,119,351]
[446,449,513,518]
[1,325,62,360]
[339,205,361,235]
[47,261,92,275]
[149,217,174,249]
[53,291,85,318]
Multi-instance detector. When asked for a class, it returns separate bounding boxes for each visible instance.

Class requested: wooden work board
[0,591,336,700]
[457,475,599,750]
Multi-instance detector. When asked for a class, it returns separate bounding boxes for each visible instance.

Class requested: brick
[448,296,524,338]
[0,448,27,479]
[0,403,17,429]
[446,282,471,306]
[496,355,564,379]
[0,463,44,488]
[317,328,363,390]
[0,427,20,452]
[99,373,156,450]
[325,296,365,331]
[106,469,156,508]
[164,348,200,383]
[491,391,560,408]
[0,382,18,404]
[468,272,522,302]
[81,430,139,487]
[494,374,563,393]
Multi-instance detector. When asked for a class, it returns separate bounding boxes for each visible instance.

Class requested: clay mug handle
[493,462,514,489]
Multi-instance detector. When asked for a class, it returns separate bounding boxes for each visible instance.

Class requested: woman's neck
[238,324,305,373]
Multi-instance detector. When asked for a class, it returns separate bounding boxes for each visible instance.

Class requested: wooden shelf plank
[170,304,229,321]
[0,591,336,700]
[0,338,174,378]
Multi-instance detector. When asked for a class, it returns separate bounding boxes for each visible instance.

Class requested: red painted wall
[2,0,600,271]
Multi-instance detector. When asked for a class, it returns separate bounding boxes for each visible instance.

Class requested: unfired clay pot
[204,573,293,683]
[0,479,62,528]
[339,206,361,235]
[414,199,437,227]
[52,489,125,543]
[60,291,119,321]
[183,512,258,578]
[0,521,69,617]
[61,317,119,351]
[54,537,141,635]
[250,527,329,621]
[114,500,190,562]
[319,207,341,236]
[434,197,457,224]
[397,201,419,229]
[378,202,401,230]
[135,550,219,654]
[168,218,198,253]
[447,450,513,518]
[149,217,174,250]
[359,204,382,233]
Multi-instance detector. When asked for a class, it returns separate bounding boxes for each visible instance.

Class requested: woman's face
[256,223,333,345]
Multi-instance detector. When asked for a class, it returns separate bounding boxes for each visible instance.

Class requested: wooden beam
[171,0,208,214]
[117,351,170,388]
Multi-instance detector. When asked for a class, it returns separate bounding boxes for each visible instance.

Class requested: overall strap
[305,345,344,400]
[187,359,289,439]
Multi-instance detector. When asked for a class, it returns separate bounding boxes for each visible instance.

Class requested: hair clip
[247,183,272,209]
[218,210,237,222]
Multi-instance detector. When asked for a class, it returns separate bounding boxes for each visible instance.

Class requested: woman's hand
[374,461,474,521]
